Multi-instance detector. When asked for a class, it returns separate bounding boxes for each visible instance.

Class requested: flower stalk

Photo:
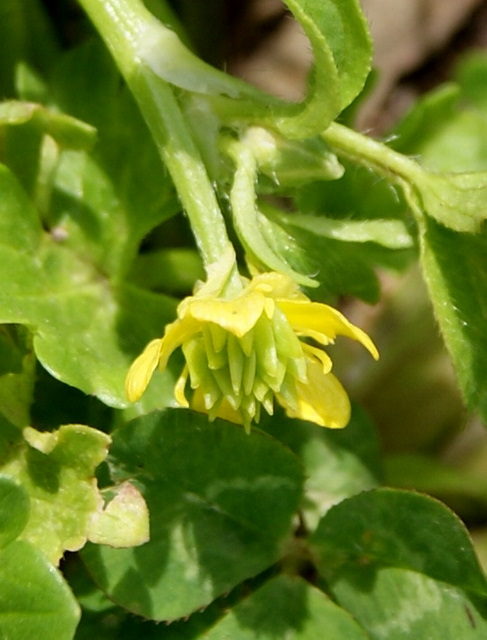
[78,0,239,285]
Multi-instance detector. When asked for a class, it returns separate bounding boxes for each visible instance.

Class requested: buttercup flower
[126,248,378,431]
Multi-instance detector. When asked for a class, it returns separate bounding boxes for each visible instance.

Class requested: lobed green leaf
[0,163,177,408]
[82,409,303,621]
[1,423,110,564]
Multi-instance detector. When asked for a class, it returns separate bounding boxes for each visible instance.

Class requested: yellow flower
[125,249,378,431]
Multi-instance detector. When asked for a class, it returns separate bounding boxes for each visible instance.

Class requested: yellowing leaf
[88,481,150,548]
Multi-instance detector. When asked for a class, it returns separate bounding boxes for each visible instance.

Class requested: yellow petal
[186,293,266,337]
[301,343,332,373]
[158,316,201,370]
[278,300,379,360]
[279,360,351,428]
[174,365,190,407]
[125,339,162,402]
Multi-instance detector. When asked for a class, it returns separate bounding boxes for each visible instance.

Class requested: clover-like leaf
[0,163,177,408]
[82,409,303,621]
[1,423,110,564]
[311,488,487,639]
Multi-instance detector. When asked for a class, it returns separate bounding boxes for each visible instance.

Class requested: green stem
[78,0,240,284]
[323,122,423,185]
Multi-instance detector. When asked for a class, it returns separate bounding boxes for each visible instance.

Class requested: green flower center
[182,308,307,429]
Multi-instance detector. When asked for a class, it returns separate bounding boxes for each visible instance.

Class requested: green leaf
[0,164,177,408]
[256,200,414,302]
[257,206,397,303]
[0,540,80,640]
[262,0,372,136]
[204,575,369,639]
[87,481,150,548]
[1,423,111,564]
[311,488,487,593]
[412,170,487,233]
[289,163,414,301]
[310,489,487,640]
[327,566,487,640]
[82,409,303,621]
[283,0,372,113]
[391,75,487,173]
[0,476,30,548]
[273,211,413,249]
[261,406,381,530]
[389,59,487,420]
[389,77,487,233]
[419,220,487,420]
[49,40,179,262]
[67,552,223,640]
[1,43,181,410]
[390,84,463,169]
[311,488,487,639]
